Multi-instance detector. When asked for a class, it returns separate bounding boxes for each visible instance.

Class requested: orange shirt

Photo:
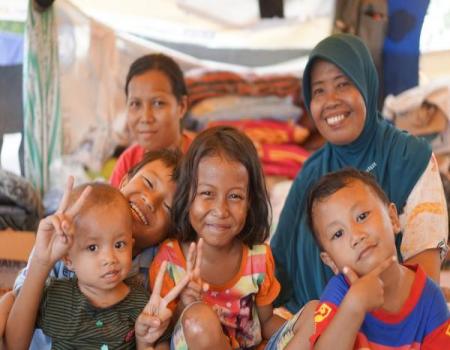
[109,132,194,188]
[150,239,280,349]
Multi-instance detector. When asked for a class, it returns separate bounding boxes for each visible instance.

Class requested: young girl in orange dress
[150,126,310,349]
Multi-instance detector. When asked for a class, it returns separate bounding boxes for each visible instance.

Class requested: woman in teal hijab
[270,34,448,312]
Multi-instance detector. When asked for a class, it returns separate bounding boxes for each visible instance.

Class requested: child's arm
[0,291,15,339]
[312,256,395,350]
[146,238,205,343]
[5,251,54,349]
[257,304,287,339]
[154,342,170,350]
[174,240,208,320]
[136,261,189,349]
[256,244,286,339]
[284,300,319,350]
[4,179,90,350]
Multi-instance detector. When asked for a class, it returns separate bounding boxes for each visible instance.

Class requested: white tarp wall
[70,0,334,50]
[2,0,450,194]
[1,0,335,194]
[52,0,334,174]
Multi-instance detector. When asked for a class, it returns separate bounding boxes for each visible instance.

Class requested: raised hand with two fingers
[32,176,91,268]
[179,238,209,308]
[135,261,190,347]
[343,255,397,314]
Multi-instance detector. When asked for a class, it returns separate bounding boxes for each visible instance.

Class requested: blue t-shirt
[311,265,450,348]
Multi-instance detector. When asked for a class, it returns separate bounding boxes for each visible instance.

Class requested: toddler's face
[189,155,249,249]
[312,179,400,277]
[120,159,176,250]
[66,203,133,291]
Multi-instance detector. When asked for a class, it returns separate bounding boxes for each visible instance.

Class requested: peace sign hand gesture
[179,238,209,308]
[135,261,190,346]
[32,176,91,268]
[343,255,397,314]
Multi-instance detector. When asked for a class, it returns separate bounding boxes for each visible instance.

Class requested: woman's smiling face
[126,69,187,152]
[309,59,367,145]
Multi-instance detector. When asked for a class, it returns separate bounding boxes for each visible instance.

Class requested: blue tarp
[0,31,23,66]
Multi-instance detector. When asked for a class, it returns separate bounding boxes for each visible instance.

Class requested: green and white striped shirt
[37,278,149,350]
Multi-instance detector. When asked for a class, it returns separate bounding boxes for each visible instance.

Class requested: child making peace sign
[5,181,188,350]
[150,127,309,349]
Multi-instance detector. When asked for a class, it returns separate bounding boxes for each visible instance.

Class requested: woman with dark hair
[110,53,193,187]
[271,33,448,313]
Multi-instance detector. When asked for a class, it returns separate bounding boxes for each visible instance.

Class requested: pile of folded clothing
[185,70,311,179]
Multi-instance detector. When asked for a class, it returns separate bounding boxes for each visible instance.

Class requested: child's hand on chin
[136,261,190,346]
[441,286,450,302]
[343,255,396,313]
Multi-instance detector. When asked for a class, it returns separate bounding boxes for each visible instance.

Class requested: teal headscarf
[270,34,431,312]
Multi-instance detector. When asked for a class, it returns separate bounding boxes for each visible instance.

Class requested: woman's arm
[404,248,441,283]
[400,154,448,284]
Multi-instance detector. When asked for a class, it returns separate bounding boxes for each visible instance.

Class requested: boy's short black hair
[126,148,182,181]
[306,168,390,250]
[171,126,271,247]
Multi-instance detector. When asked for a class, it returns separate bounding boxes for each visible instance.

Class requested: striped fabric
[37,278,149,350]
[186,71,301,106]
[23,0,61,196]
[205,120,309,145]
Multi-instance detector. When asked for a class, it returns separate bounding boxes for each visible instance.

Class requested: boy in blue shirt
[306,168,450,349]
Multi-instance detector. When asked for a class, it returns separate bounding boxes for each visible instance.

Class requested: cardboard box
[0,229,35,262]
[0,229,35,293]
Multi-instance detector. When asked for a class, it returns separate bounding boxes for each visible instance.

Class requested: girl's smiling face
[188,155,249,249]
[120,159,176,251]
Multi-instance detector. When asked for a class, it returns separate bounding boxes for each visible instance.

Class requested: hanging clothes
[383,0,430,98]
[23,0,61,196]
[334,0,388,105]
